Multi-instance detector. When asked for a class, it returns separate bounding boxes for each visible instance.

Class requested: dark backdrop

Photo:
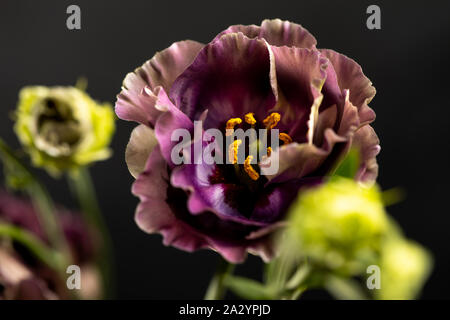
[0,0,449,299]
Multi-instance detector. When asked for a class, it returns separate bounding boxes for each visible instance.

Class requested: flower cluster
[285,178,432,300]
[288,178,388,274]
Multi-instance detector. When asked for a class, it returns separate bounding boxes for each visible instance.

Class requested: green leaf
[332,148,360,179]
[286,263,311,290]
[288,285,308,300]
[224,275,277,300]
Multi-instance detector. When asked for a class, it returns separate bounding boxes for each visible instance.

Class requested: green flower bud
[14,86,115,175]
[376,239,432,300]
[288,178,388,274]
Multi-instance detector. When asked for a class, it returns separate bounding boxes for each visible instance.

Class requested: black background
[0,0,449,299]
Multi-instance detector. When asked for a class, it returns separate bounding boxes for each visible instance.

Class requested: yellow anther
[228,139,242,164]
[225,118,242,136]
[279,133,293,145]
[244,155,259,181]
[266,147,272,157]
[244,113,257,125]
[263,112,281,129]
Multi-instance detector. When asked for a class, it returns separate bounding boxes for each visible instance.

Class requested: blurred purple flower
[115,19,380,263]
[0,191,99,299]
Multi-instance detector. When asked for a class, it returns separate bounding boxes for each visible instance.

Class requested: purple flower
[0,191,100,299]
[115,19,380,263]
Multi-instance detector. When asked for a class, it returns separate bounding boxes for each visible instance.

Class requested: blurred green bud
[288,177,388,274]
[376,238,432,300]
[14,86,115,175]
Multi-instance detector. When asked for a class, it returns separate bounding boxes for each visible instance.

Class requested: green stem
[0,138,70,263]
[28,181,70,258]
[204,256,235,300]
[67,166,115,298]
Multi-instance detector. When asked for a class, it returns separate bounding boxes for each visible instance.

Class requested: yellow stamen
[225,118,242,136]
[267,147,272,157]
[279,133,293,145]
[262,112,281,129]
[244,113,257,125]
[228,139,242,164]
[244,155,259,181]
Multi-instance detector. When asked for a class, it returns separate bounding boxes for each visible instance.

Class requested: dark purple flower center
[221,112,291,179]
[207,112,293,217]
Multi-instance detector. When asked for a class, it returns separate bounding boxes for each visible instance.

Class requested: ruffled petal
[336,90,360,137]
[213,24,261,42]
[320,49,376,126]
[313,104,338,146]
[135,200,210,252]
[213,19,316,50]
[313,56,346,146]
[260,19,317,48]
[261,128,347,183]
[352,125,380,183]
[115,40,204,126]
[269,46,328,142]
[170,32,277,129]
[133,146,210,252]
[132,145,276,263]
[209,235,276,263]
[262,91,360,182]
[307,90,361,178]
[125,124,158,179]
[116,83,161,126]
[154,88,194,167]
